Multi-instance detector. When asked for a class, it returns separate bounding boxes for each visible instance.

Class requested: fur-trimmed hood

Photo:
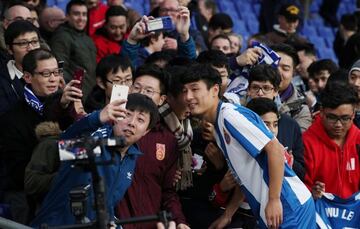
[35,121,62,140]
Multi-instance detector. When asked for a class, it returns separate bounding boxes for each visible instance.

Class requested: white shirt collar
[7,60,23,80]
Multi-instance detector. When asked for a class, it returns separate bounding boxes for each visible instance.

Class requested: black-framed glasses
[33,68,63,78]
[12,39,40,49]
[249,85,274,94]
[324,113,353,125]
[105,78,132,86]
[7,16,36,24]
[131,84,161,97]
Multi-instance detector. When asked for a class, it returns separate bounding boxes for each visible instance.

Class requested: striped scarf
[159,102,193,190]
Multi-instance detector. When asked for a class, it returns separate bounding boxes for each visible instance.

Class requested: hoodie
[303,116,360,198]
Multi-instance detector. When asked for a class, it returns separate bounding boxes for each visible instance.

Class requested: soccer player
[180,64,316,229]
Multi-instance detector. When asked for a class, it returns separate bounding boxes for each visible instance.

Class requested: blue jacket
[121,35,197,69]
[31,111,142,228]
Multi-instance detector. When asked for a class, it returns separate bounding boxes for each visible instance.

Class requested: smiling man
[50,0,96,100]
[93,5,128,62]
[0,48,80,224]
[179,63,315,229]
[31,93,159,227]
[303,81,360,199]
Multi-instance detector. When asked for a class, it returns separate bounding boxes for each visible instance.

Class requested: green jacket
[50,23,96,100]
[24,122,61,203]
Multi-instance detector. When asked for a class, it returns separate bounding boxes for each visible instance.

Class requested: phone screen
[73,68,85,89]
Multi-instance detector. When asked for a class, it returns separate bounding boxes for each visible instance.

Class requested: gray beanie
[349,59,360,76]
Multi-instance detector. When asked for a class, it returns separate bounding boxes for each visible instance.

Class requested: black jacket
[0,53,25,115]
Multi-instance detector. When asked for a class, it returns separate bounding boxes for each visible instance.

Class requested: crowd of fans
[0,0,359,228]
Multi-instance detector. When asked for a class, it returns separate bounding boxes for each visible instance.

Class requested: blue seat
[310,36,327,53]
[252,4,261,16]
[233,21,248,34]
[324,37,334,49]
[319,48,338,63]
[302,26,317,37]
[317,26,334,39]
[246,20,259,35]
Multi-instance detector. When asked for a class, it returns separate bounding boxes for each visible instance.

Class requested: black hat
[278,4,300,22]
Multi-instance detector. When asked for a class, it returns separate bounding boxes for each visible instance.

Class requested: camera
[145,16,174,33]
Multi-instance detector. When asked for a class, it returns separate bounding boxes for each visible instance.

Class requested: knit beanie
[349,59,360,76]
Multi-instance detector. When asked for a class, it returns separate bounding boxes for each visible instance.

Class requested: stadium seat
[302,26,318,38]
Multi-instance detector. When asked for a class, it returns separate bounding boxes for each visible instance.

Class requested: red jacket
[303,116,360,198]
[116,122,187,228]
[88,3,108,38]
[92,29,122,63]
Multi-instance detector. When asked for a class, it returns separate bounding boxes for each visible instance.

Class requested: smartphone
[73,68,85,89]
[110,84,129,109]
[145,16,174,33]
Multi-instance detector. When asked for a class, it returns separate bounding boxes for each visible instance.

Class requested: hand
[219,170,237,192]
[172,169,182,187]
[235,47,262,66]
[201,121,215,141]
[204,142,225,170]
[127,15,154,45]
[265,198,283,229]
[174,6,190,42]
[209,214,231,229]
[156,221,176,229]
[74,100,87,117]
[163,37,178,50]
[59,76,66,89]
[311,181,325,199]
[99,99,127,124]
[60,80,83,108]
[176,223,190,229]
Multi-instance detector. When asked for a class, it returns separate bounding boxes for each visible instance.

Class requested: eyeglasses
[131,84,161,97]
[324,113,353,125]
[105,78,132,86]
[12,39,40,49]
[159,8,178,13]
[33,68,63,78]
[249,85,274,94]
[7,16,36,24]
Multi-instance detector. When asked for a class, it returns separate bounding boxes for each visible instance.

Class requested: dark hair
[105,5,128,22]
[327,69,349,84]
[210,34,231,47]
[340,13,358,31]
[5,20,40,46]
[307,59,338,79]
[208,13,233,31]
[246,97,279,117]
[66,0,86,15]
[165,65,186,97]
[248,64,281,90]
[22,48,56,74]
[167,56,194,66]
[270,43,299,67]
[204,0,217,14]
[197,49,230,73]
[287,40,316,57]
[180,63,222,91]
[96,55,133,83]
[340,33,360,69]
[126,93,159,130]
[133,64,168,95]
[145,49,177,66]
[320,81,359,109]
[141,31,162,47]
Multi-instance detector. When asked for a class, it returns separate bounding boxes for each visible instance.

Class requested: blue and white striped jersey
[214,102,314,228]
[316,192,360,229]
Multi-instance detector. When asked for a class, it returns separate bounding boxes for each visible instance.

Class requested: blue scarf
[24,85,44,115]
